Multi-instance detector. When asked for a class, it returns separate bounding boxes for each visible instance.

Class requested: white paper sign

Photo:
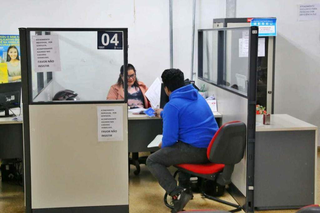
[242,31,249,39]
[206,100,217,112]
[258,38,266,57]
[239,38,249,58]
[298,4,320,21]
[97,106,123,142]
[32,35,61,72]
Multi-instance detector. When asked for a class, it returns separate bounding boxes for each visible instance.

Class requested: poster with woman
[0,35,21,83]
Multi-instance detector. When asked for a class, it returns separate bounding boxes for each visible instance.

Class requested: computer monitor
[0,82,21,117]
[160,83,169,109]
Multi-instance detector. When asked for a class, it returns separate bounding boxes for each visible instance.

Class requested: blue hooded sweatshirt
[160,84,218,148]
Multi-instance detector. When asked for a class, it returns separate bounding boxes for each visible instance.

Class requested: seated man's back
[161,84,218,148]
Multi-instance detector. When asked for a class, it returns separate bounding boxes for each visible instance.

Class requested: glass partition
[26,29,127,103]
[198,27,253,97]
[202,30,218,83]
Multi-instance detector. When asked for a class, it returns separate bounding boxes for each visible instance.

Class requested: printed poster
[0,35,21,83]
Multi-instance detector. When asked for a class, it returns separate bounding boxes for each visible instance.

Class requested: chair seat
[176,163,225,175]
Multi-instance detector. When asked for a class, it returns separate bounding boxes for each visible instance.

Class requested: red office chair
[164,121,246,212]
[296,204,320,213]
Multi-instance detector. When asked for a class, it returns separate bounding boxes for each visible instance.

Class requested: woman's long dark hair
[6,46,20,62]
[117,64,139,88]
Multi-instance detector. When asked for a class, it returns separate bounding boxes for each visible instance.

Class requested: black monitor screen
[160,83,169,109]
[0,82,21,117]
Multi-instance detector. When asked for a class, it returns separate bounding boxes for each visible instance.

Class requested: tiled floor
[1,153,319,213]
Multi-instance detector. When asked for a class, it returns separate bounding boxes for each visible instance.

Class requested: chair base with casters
[129,152,150,175]
[164,169,242,212]
[164,121,246,212]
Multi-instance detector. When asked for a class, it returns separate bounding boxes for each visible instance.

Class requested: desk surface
[256,114,317,132]
[0,108,23,124]
[128,111,222,120]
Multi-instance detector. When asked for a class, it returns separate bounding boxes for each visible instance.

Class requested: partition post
[245,26,259,213]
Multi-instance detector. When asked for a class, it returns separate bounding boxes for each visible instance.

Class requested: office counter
[254,114,317,210]
[0,108,23,159]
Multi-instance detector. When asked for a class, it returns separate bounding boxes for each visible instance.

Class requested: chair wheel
[164,193,174,210]
[134,169,140,176]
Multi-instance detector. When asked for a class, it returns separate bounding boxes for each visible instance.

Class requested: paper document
[147,135,163,148]
[206,100,217,112]
[298,4,320,21]
[97,106,123,142]
[145,78,161,109]
[258,38,265,57]
[128,108,146,113]
[239,38,249,58]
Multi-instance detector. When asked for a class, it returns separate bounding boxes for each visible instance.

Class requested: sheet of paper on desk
[206,100,217,112]
[147,134,163,148]
[128,108,146,113]
[145,78,161,109]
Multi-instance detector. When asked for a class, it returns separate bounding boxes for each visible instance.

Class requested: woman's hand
[158,141,162,148]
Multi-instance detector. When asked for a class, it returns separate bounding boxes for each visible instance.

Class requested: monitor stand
[0,108,15,118]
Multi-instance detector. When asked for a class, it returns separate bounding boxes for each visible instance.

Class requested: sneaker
[171,189,192,213]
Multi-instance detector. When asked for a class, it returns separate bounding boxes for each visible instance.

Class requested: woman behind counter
[6,46,21,82]
[107,64,150,108]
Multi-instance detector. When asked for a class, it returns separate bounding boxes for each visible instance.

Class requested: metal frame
[198,27,254,99]
[197,26,258,213]
[213,17,276,114]
[19,27,128,213]
[246,26,258,213]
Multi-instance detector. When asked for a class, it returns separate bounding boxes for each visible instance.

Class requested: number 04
[101,33,119,46]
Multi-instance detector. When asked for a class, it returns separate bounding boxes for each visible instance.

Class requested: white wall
[0,0,170,88]
[172,0,226,80]
[237,0,320,145]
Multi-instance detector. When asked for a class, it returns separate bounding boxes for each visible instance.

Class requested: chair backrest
[207,121,246,165]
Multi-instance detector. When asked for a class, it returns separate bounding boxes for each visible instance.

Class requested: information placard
[97,106,123,142]
[298,4,320,21]
[250,18,277,37]
[32,35,61,72]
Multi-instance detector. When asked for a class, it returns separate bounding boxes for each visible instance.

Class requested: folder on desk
[147,134,162,148]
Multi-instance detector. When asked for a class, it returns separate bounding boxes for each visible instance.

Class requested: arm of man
[161,103,179,148]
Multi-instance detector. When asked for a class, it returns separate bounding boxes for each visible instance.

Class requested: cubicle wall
[20,28,129,213]
[197,26,258,212]
[198,79,248,196]
[29,104,128,209]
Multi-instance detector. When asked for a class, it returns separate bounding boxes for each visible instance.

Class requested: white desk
[128,111,222,120]
[254,114,317,209]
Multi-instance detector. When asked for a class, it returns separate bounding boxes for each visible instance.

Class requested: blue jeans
[146,142,208,196]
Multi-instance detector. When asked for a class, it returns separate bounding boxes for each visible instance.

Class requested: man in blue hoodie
[146,69,219,212]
